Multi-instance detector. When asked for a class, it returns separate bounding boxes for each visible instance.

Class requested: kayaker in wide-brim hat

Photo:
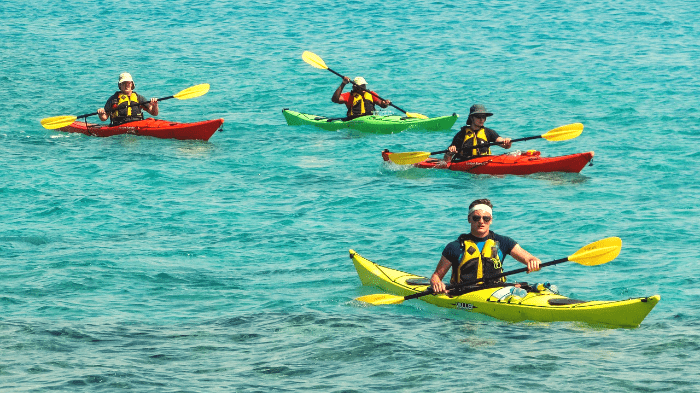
[444,103,512,163]
[97,72,159,126]
[331,76,391,119]
[466,104,493,126]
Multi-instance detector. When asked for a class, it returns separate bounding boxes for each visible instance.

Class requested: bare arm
[509,244,540,273]
[332,77,350,103]
[430,256,452,294]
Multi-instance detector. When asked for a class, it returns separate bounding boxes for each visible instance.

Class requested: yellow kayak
[350,249,660,328]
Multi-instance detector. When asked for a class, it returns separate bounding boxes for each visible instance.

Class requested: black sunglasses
[471,215,492,223]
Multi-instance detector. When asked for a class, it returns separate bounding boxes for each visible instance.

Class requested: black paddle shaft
[325,67,411,115]
[403,256,569,301]
[76,95,175,120]
[427,135,545,157]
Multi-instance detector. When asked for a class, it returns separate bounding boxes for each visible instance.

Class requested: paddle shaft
[325,66,412,115]
[76,95,176,120]
[427,134,545,157]
[403,256,569,301]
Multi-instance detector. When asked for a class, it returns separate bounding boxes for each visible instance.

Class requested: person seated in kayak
[97,72,159,126]
[430,198,541,295]
[444,104,512,163]
[331,76,391,119]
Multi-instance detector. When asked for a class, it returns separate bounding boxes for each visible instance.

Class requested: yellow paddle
[356,237,621,306]
[387,122,585,165]
[302,51,428,119]
[40,83,211,130]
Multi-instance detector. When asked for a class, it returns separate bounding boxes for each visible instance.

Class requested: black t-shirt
[441,231,517,270]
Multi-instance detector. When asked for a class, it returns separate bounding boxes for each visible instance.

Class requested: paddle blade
[541,123,584,141]
[387,151,432,165]
[173,84,210,100]
[568,237,622,266]
[355,293,406,305]
[302,51,328,70]
[405,112,429,119]
[40,115,77,130]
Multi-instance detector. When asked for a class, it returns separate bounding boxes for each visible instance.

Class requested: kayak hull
[282,109,458,133]
[382,150,594,175]
[350,249,659,328]
[57,118,224,141]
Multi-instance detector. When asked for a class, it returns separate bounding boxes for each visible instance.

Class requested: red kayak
[382,150,594,175]
[57,118,224,141]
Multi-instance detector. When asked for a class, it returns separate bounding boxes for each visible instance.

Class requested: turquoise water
[2,0,700,391]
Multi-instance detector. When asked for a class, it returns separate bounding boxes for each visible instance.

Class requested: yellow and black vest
[459,126,491,157]
[450,237,504,285]
[109,92,144,125]
[347,91,376,117]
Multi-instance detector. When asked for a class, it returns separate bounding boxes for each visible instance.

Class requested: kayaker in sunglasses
[331,76,391,119]
[430,199,541,295]
[444,104,513,163]
[97,73,159,126]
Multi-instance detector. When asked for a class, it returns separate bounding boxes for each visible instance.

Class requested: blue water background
[2,0,700,391]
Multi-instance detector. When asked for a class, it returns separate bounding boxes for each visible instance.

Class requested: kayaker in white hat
[430,198,541,295]
[444,104,513,163]
[97,72,159,126]
[331,76,391,119]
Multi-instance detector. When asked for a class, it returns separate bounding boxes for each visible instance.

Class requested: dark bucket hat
[466,104,493,125]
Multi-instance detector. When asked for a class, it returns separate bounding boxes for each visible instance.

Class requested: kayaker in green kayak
[430,198,541,295]
[97,72,159,126]
[444,104,512,163]
[331,76,391,119]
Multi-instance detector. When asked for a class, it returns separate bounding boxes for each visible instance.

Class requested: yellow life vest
[451,238,504,285]
[348,91,376,117]
[110,92,144,124]
[460,127,491,157]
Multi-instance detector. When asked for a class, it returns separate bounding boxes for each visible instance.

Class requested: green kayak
[282,109,458,134]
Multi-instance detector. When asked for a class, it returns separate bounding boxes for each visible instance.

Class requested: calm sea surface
[2,0,699,391]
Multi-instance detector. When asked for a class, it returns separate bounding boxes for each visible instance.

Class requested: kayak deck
[350,249,659,328]
[282,109,458,133]
[57,118,224,141]
[382,150,594,175]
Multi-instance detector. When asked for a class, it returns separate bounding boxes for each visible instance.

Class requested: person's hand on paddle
[526,258,541,273]
[497,137,512,149]
[341,76,350,85]
[430,273,448,294]
[97,107,108,121]
[145,97,159,116]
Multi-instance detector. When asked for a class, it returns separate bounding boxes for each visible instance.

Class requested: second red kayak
[382,150,594,175]
[57,118,224,141]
